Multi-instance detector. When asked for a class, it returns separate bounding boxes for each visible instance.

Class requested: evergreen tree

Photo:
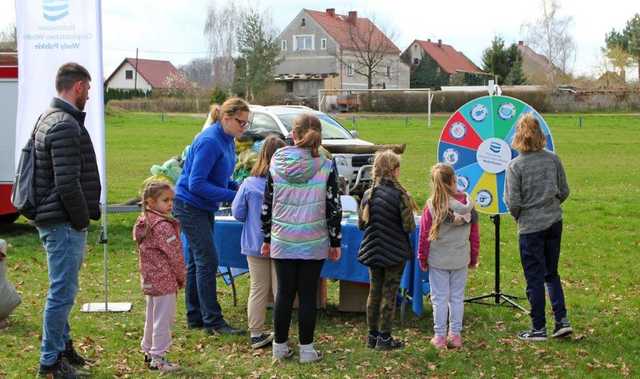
[237,10,280,101]
[410,54,449,89]
[505,44,526,85]
[606,14,640,83]
[482,36,526,85]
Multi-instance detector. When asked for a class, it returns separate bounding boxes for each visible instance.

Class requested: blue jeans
[519,220,567,330]
[173,199,226,329]
[37,223,87,366]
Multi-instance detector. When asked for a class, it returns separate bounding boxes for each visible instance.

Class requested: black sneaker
[250,333,274,349]
[144,353,151,368]
[366,334,378,349]
[375,336,404,351]
[38,357,83,378]
[206,324,246,336]
[518,328,547,341]
[62,340,90,367]
[552,319,573,338]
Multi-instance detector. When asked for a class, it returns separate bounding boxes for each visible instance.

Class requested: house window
[125,70,133,80]
[281,40,287,51]
[385,65,391,78]
[286,81,294,93]
[320,38,327,50]
[294,35,314,51]
[413,58,420,65]
[301,17,306,27]
[347,63,354,77]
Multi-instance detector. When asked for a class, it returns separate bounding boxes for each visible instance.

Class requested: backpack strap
[31,108,65,140]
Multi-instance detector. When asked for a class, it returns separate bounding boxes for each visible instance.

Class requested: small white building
[105,58,189,92]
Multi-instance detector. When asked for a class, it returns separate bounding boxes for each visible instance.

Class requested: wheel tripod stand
[465,214,528,313]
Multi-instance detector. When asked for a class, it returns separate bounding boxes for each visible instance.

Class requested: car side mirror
[350,130,359,138]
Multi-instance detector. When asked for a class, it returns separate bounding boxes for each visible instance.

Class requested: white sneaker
[299,344,322,363]
[149,355,180,372]
[272,341,294,361]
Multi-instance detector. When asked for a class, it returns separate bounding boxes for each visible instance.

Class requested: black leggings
[273,258,325,345]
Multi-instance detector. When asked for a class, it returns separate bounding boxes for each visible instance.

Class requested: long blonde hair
[292,114,322,157]
[250,135,285,177]
[427,163,457,241]
[361,149,419,223]
[512,113,546,153]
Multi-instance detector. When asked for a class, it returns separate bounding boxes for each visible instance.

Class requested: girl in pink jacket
[133,180,185,372]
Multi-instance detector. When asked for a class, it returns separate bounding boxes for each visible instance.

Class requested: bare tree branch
[521,0,575,85]
[336,13,398,89]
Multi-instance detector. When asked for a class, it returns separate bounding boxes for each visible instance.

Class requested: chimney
[437,39,442,47]
[347,11,357,24]
[427,38,431,42]
[326,8,335,17]
[518,40,524,46]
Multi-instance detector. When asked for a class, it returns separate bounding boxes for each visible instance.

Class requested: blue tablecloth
[185,215,430,316]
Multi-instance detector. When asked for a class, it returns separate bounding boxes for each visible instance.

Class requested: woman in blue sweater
[173,98,250,335]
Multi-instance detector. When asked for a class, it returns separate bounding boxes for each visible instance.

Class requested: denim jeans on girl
[519,220,567,330]
[173,198,226,329]
[37,223,87,366]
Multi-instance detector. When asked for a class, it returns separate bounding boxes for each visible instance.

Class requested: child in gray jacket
[0,239,22,329]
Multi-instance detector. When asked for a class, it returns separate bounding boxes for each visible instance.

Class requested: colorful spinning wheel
[437,95,554,215]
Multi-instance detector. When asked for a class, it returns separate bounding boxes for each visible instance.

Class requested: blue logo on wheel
[477,190,493,207]
[443,148,459,165]
[470,104,488,122]
[456,176,469,191]
[489,142,502,153]
[43,0,69,22]
[498,103,516,120]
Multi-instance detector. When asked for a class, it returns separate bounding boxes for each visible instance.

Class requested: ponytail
[427,163,456,240]
[206,103,222,125]
[293,114,322,157]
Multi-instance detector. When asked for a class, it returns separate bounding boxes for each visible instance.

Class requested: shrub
[210,87,228,105]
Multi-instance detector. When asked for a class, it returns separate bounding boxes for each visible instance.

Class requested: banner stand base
[81,302,132,313]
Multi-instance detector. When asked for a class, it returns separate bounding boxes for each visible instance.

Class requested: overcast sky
[1,0,638,80]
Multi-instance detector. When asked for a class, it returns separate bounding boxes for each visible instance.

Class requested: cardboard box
[338,280,370,312]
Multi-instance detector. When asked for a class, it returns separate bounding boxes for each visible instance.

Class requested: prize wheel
[437,95,554,215]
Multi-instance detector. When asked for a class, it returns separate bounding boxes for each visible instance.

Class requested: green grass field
[1,112,639,378]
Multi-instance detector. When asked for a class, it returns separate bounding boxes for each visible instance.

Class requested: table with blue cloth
[184,214,430,316]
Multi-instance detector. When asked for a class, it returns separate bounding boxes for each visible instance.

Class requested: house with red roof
[105,58,191,93]
[401,39,490,88]
[516,41,563,84]
[275,8,409,103]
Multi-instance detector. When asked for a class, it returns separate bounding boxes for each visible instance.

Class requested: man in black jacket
[35,63,101,379]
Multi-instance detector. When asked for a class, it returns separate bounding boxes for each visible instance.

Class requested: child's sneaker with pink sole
[447,333,463,349]
[430,335,447,350]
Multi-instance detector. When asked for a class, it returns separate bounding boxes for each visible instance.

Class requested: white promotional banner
[15,0,106,203]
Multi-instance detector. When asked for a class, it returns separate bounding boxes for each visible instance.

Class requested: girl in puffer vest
[133,180,185,372]
[261,114,342,363]
[418,163,480,350]
[357,150,418,351]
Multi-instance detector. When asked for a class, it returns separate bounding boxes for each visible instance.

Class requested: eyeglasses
[234,117,249,128]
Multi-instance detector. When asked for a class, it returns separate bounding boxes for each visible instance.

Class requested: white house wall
[339,53,410,89]
[106,62,153,91]
[276,10,338,76]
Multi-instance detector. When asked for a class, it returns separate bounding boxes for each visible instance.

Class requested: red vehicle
[0,52,19,223]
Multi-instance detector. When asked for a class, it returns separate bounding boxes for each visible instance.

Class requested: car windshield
[277,113,352,139]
